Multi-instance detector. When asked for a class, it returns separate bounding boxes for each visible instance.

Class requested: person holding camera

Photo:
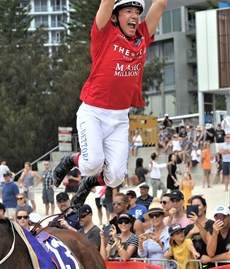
[201,205,230,266]
[100,213,138,261]
[138,198,173,268]
[184,195,214,269]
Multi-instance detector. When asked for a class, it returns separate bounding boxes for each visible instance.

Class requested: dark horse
[0,218,106,269]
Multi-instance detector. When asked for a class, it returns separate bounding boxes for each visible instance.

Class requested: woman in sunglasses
[16,209,30,231]
[100,213,138,261]
[15,193,33,215]
[138,198,173,268]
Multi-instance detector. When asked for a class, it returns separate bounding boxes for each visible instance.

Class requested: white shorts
[77,103,129,188]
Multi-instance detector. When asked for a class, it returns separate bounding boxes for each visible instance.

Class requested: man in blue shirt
[2,172,19,220]
[51,192,81,230]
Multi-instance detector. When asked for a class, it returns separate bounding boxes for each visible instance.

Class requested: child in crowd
[164,223,200,269]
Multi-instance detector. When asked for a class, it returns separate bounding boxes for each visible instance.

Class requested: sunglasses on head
[149,212,163,219]
[17,197,24,200]
[112,201,124,206]
[160,201,167,205]
[117,219,130,225]
[17,216,29,220]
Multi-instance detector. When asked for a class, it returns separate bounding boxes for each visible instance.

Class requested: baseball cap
[126,190,137,197]
[56,192,69,202]
[169,223,185,236]
[3,172,11,177]
[139,183,149,189]
[117,213,131,222]
[79,204,92,216]
[170,190,184,201]
[0,202,5,212]
[214,205,230,216]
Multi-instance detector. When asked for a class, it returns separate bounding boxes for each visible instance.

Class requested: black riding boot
[71,174,105,209]
[53,153,75,187]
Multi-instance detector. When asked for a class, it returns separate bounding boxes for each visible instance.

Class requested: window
[172,9,181,32]
[164,65,175,86]
[162,10,171,34]
[163,40,174,61]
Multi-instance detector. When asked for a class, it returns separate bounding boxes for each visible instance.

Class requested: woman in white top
[149,153,167,199]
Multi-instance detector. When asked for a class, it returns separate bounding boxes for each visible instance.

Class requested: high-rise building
[144,0,230,118]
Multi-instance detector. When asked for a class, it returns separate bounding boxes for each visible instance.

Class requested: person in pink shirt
[53,0,168,209]
[163,190,193,228]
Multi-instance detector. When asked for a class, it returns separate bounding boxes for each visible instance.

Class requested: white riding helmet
[113,0,145,14]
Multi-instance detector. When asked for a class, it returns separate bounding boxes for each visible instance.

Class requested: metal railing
[14,144,60,178]
[111,257,230,268]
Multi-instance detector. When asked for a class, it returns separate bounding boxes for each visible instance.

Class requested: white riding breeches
[76,103,129,188]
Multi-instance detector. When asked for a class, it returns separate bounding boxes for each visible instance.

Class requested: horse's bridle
[0,221,16,265]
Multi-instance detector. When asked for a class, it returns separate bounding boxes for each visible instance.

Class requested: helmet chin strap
[112,14,132,40]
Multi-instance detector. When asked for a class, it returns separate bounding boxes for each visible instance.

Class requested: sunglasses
[79,213,89,219]
[17,197,24,200]
[17,216,29,220]
[160,201,167,205]
[149,212,163,219]
[117,219,130,225]
[127,195,136,199]
[112,202,124,206]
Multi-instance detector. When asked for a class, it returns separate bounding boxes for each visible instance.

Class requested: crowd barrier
[105,257,230,269]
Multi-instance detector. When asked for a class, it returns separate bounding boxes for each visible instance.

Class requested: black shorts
[223,162,230,176]
[95,197,102,209]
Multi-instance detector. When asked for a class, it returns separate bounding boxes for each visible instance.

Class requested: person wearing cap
[164,223,200,269]
[149,152,167,199]
[78,204,101,250]
[218,134,230,192]
[160,194,172,214]
[188,142,201,169]
[204,123,215,144]
[51,192,81,231]
[0,161,14,199]
[201,205,230,266]
[163,190,192,228]
[2,172,19,221]
[201,141,212,188]
[100,213,138,261]
[136,184,153,210]
[52,0,168,211]
[162,114,173,128]
[126,190,147,223]
[110,192,144,236]
[138,198,173,268]
[0,202,5,219]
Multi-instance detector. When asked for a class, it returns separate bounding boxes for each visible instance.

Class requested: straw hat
[196,125,202,131]
[143,198,168,219]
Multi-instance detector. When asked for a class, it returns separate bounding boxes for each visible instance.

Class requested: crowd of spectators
[0,115,229,268]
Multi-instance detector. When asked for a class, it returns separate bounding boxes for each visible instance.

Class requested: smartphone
[186,205,199,217]
[103,224,112,237]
